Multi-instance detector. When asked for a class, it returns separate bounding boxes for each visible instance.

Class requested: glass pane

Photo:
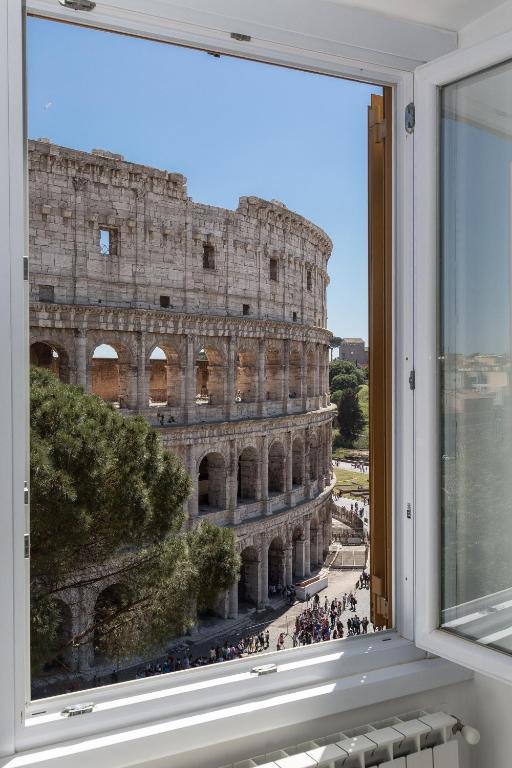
[28,16,381,700]
[440,59,512,652]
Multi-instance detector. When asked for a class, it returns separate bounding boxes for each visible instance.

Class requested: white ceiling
[327,0,507,31]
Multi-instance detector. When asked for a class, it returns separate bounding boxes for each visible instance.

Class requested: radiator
[219,711,460,768]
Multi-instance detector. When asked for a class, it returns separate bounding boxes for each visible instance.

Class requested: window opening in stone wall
[203,243,215,269]
[27,16,384,700]
[99,227,118,256]
[38,284,54,302]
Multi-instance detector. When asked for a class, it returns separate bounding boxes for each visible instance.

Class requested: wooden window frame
[368,89,393,629]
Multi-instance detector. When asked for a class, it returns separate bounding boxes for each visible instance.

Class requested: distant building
[338,338,368,367]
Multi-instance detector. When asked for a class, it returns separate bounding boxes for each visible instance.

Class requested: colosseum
[28,139,335,672]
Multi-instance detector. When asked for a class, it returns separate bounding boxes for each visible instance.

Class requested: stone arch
[309,432,319,481]
[289,345,302,400]
[265,346,282,401]
[30,340,70,383]
[307,348,316,397]
[195,344,225,406]
[238,545,260,607]
[91,341,134,408]
[268,536,286,590]
[292,525,305,579]
[148,342,181,407]
[235,347,257,403]
[292,436,304,487]
[93,583,131,661]
[268,440,285,494]
[198,451,227,512]
[238,446,258,502]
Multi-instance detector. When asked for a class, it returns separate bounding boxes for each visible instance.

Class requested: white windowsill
[4,633,472,768]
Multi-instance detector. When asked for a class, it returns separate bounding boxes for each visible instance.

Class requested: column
[185,335,196,423]
[228,439,238,523]
[304,518,311,577]
[257,338,265,416]
[295,539,305,580]
[301,341,307,411]
[75,330,87,390]
[285,430,293,506]
[136,331,147,410]
[228,582,238,619]
[225,336,235,420]
[260,537,268,607]
[285,545,293,586]
[282,339,290,414]
[305,428,311,499]
[261,434,269,515]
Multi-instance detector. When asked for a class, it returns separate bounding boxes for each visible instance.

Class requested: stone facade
[29,141,335,674]
[338,337,368,367]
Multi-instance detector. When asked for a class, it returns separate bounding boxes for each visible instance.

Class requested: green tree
[30,367,240,671]
[329,358,366,387]
[331,373,360,392]
[337,388,366,447]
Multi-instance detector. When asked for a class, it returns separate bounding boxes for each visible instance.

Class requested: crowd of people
[128,571,377,680]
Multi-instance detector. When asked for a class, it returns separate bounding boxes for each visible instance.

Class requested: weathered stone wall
[29,141,331,327]
[28,142,336,676]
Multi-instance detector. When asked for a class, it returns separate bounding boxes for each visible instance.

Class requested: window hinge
[406,503,412,519]
[23,256,28,281]
[24,534,30,559]
[24,482,29,505]
[409,369,416,390]
[230,32,252,42]
[405,102,415,134]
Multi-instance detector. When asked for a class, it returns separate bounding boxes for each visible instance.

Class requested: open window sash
[414,29,512,683]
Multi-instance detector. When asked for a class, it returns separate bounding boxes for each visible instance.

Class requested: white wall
[460,1,512,47]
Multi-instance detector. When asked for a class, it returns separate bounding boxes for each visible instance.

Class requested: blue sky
[27,17,380,343]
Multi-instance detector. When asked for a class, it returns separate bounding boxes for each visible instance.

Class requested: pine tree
[30,367,240,671]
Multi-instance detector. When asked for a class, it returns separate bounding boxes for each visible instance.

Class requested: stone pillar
[136,332,147,410]
[228,439,238,523]
[282,339,290,414]
[304,518,311,577]
[185,336,196,423]
[317,525,324,566]
[261,433,269,515]
[187,444,198,520]
[225,336,235,420]
[305,428,311,499]
[295,539,305,579]
[228,582,238,619]
[75,330,87,390]
[260,537,268,607]
[301,341,308,411]
[285,430,293,506]
[257,338,265,417]
[285,545,293,586]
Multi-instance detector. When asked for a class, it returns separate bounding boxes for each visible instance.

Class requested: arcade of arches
[29,328,330,423]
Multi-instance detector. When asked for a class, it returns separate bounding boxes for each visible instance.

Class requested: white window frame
[414,27,512,685]
[0,0,465,761]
